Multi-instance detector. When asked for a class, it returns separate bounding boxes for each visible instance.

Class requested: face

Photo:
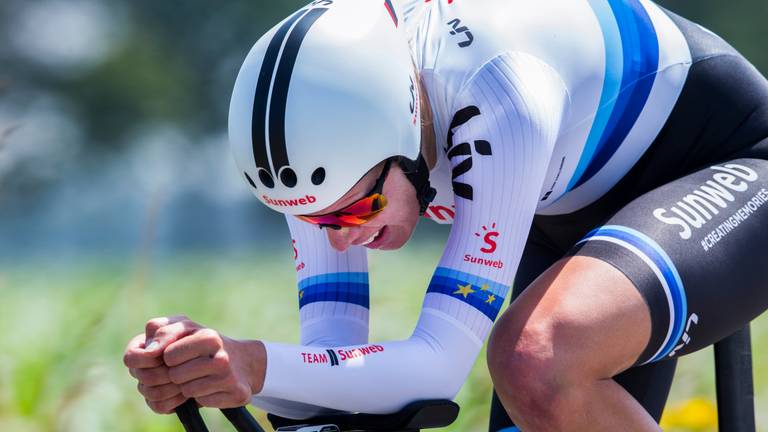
[303,161,422,252]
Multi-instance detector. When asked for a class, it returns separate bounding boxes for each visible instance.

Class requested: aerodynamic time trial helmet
[228,0,433,216]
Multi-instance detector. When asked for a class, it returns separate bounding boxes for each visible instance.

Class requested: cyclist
[123,0,768,430]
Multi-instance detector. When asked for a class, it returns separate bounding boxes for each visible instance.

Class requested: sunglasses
[297,159,393,230]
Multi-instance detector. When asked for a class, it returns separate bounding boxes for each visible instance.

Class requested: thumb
[144,320,198,355]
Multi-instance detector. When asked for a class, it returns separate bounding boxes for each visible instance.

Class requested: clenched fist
[123,316,267,414]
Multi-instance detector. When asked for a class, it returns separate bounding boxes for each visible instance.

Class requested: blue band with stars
[297,272,369,309]
[427,267,509,321]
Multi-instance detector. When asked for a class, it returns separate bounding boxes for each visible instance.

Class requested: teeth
[361,229,382,246]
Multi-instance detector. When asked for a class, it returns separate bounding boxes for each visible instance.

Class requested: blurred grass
[0,244,766,431]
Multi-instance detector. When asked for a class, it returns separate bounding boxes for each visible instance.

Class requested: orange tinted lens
[298,194,387,228]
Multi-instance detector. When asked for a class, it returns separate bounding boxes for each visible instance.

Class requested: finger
[126,333,147,351]
[196,391,251,409]
[179,375,230,399]
[146,393,188,415]
[132,366,173,386]
[144,315,188,341]
[139,382,183,402]
[145,320,199,355]
[167,354,225,385]
[164,328,223,367]
[124,337,165,368]
[124,334,160,368]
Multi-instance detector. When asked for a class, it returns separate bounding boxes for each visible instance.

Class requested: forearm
[287,215,371,347]
[258,309,480,413]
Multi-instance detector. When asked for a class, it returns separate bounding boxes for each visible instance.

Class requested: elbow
[411,358,468,402]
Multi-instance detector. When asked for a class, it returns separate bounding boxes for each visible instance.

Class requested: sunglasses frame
[297,159,394,230]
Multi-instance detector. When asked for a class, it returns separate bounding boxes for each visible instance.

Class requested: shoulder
[416,0,600,107]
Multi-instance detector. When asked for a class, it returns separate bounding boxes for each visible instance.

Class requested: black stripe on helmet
[251,9,306,186]
[269,8,329,187]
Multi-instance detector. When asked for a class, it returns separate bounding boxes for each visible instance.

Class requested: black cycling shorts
[542,8,768,367]
[490,7,768,431]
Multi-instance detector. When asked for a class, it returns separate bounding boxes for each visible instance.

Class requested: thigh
[490,225,677,429]
[573,158,768,365]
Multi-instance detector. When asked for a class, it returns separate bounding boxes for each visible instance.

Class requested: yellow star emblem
[480,284,490,291]
[453,283,476,299]
[299,290,305,299]
[485,294,497,305]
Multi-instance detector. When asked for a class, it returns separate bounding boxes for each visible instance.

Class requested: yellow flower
[660,398,717,431]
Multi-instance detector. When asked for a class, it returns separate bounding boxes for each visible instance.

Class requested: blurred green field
[0,242,766,431]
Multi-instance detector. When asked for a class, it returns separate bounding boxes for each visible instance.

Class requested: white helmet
[229,0,433,215]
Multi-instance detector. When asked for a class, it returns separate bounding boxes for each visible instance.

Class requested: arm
[286,215,370,347]
[258,52,569,413]
[251,216,371,418]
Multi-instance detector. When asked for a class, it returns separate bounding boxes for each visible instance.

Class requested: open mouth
[360,229,381,246]
[363,226,388,249]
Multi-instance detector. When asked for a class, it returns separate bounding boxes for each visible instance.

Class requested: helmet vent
[280,167,298,188]
[311,167,326,185]
[258,169,275,188]
[244,172,257,189]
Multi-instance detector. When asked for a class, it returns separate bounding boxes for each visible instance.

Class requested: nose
[326,226,368,252]
[326,227,353,252]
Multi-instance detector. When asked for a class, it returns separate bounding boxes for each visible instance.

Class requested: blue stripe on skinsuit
[427,267,509,321]
[568,0,660,190]
[298,272,370,309]
[567,0,624,191]
[298,272,368,290]
[577,0,659,185]
[581,225,686,361]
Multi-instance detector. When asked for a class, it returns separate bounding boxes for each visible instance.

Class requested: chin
[378,224,415,250]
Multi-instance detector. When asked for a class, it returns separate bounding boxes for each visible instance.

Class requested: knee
[487,314,571,427]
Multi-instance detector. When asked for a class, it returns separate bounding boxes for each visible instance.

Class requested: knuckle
[153,327,170,340]
[211,352,231,371]
[145,318,166,333]
[198,328,221,344]
[213,350,230,363]
[198,327,213,338]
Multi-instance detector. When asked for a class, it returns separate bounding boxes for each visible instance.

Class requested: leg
[489,233,562,432]
[488,231,676,431]
[612,359,676,422]
[488,255,661,431]
[488,158,768,431]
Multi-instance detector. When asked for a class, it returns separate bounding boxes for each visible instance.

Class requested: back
[402,0,692,216]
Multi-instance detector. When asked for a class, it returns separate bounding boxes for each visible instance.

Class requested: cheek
[380,197,420,229]
[379,199,420,249]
